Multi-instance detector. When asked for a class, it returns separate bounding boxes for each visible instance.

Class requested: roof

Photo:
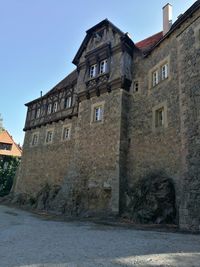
[0,130,22,157]
[72,19,125,65]
[25,69,77,106]
[144,0,200,55]
[135,31,163,53]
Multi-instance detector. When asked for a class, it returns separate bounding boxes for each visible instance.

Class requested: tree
[0,156,20,196]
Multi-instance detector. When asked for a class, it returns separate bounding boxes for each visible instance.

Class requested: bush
[0,156,20,196]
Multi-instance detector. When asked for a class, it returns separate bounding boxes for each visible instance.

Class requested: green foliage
[0,156,20,196]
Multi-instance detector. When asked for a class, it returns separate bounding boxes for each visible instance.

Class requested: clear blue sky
[0,0,196,145]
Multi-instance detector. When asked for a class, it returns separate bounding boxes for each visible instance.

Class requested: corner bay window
[89,59,108,79]
[89,64,97,78]
[99,59,108,74]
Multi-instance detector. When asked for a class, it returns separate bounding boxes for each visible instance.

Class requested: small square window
[45,130,53,144]
[99,59,108,74]
[64,96,72,109]
[152,70,159,87]
[62,126,71,141]
[31,133,39,146]
[161,64,168,80]
[47,103,52,114]
[155,107,164,127]
[89,64,97,78]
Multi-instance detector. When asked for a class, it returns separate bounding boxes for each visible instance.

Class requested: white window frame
[161,63,168,80]
[36,108,41,119]
[47,103,52,114]
[45,129,54,144]
[152,70,159,87]
[53,102,58,113]
[62,124,71,141]
[65,96,72,109]
[89,64,97,79]
[99,59,108,74]
[91,101,105,124]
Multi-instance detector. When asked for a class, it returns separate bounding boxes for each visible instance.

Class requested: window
[31,133,39,146]
[155,107,164,127]
[161,64,168,80]
[47,103,52,114]
[36,108,41,119]
[152,102,168,130]
[152,70,159,87]
[89,64,97,78]
[149,57,170,90]
[94,106,103,122]
[133,81,139,93]
[62,125,71,141]
[53,102,58,113]
[99,59,108,74]
[64,96,72,109]
[45,130,53,144]
[0,142,12,150]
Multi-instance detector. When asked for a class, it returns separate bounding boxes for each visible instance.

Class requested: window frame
[64,96,72,109]
[31,132,39,147]
[47,103,52,115]
[89,64,97,79]
[52,102,58,113]
[45,129,54,144]
[61,124,71,141]
[152,101,168,131]
[99,59,108,75]
[91,101,105,124]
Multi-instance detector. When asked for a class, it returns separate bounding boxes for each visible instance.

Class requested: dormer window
[53,102,58,113]
[89,64,97,78]
[99,59,108,74]
[47,103,52,114]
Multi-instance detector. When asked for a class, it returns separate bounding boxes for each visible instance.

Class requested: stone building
[14,1,200,231]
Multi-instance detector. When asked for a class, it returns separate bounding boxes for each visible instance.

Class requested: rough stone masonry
[13,1,200,231]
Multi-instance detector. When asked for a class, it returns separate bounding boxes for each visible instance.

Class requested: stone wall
[177,10,200,231]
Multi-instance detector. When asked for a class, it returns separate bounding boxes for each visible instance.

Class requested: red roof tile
[135,31,163,53]
[0,130,22,157]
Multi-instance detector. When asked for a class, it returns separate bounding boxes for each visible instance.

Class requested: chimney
[163,3,172,35]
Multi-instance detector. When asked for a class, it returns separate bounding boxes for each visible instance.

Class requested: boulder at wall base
[126,173,176,224]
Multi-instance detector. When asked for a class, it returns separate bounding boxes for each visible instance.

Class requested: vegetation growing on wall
[0,156,20,196]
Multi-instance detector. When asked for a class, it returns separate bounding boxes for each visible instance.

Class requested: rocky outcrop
[125,173,176,224]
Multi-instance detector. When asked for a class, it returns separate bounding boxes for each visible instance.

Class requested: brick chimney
[163,3,172,35]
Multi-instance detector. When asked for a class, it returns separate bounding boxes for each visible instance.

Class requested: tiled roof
[135,31,163,53]
[0,130,22,157]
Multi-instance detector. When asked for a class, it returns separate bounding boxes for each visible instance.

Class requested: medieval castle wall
[14,4,200,230]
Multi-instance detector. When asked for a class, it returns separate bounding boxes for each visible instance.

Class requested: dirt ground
[0,205,200,267]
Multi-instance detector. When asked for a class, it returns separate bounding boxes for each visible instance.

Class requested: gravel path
[0,205,200,267]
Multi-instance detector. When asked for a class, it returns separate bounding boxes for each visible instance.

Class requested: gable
[72,19,125,65]
[0,131,22,157]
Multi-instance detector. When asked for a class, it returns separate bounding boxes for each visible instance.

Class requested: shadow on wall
[123,170,176,224]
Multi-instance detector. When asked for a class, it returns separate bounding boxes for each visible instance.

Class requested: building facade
[14,1,200,230]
